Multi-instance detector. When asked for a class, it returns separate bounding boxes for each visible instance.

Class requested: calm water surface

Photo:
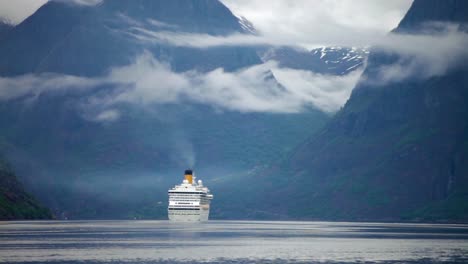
[0,220,467,263]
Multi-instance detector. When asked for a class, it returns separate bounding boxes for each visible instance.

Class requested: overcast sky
[223,0,413,48]
[0,0,47,24]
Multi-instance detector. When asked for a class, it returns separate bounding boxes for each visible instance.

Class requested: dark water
[0,220,467,264]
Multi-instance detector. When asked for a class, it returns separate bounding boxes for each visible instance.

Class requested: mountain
[221,0,468,221]
[0,0,334,219]
[261,46,368,75]
[0,157,52,220]
[0,21,13,41]
[0,0,260,76]
[102,0,246,34]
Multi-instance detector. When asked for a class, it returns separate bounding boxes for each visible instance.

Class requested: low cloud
[128,28,265,48]
[88,52,360,114]
[52,0,102,6]
[273,68,363,113]
[0,52,362,119]
[126,20,468,88]
[2,22,465,120]
[0,73,100,100]
[367,24,468,84]
[127,19,468,63]
[93,109,120,122]
[127,23,377,49]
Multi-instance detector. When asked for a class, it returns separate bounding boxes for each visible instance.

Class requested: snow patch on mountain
[261,46,369,76]
[235,15,257,34]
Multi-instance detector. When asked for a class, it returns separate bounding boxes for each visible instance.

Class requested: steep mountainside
[0,157,52,220]
[221,0,468,221]
[0,0,332,219]
[0,21,13,41]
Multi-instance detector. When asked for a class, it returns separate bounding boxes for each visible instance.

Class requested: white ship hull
[168,170,213,222]
[168,208,210,222]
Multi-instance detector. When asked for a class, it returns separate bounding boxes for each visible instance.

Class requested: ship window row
[169,199,208,202]
[168,208,201,211]
[168,192,205,194]
[170,198,205,201]
[169,199,200,202]
[169,194,206,198]
[169,193,204,196]
[169,198,199,200]
[169,213,201,216]
[168,196,203,199]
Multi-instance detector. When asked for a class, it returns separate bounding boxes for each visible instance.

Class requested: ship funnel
[184,169,193,184]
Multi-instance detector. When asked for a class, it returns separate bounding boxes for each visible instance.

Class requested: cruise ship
[168,170,213,221]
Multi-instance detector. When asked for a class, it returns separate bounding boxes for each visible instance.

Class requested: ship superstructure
[168,170,213,221]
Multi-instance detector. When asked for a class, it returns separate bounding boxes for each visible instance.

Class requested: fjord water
[1,221,467,263]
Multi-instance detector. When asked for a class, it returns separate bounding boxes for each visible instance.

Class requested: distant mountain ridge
[0,0,260,76]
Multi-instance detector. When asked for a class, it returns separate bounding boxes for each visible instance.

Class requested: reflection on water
[0,220,467,263]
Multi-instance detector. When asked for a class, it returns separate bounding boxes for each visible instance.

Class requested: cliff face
[220,0,468,221]
[281,69,468,221]
[0,158,52,220]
